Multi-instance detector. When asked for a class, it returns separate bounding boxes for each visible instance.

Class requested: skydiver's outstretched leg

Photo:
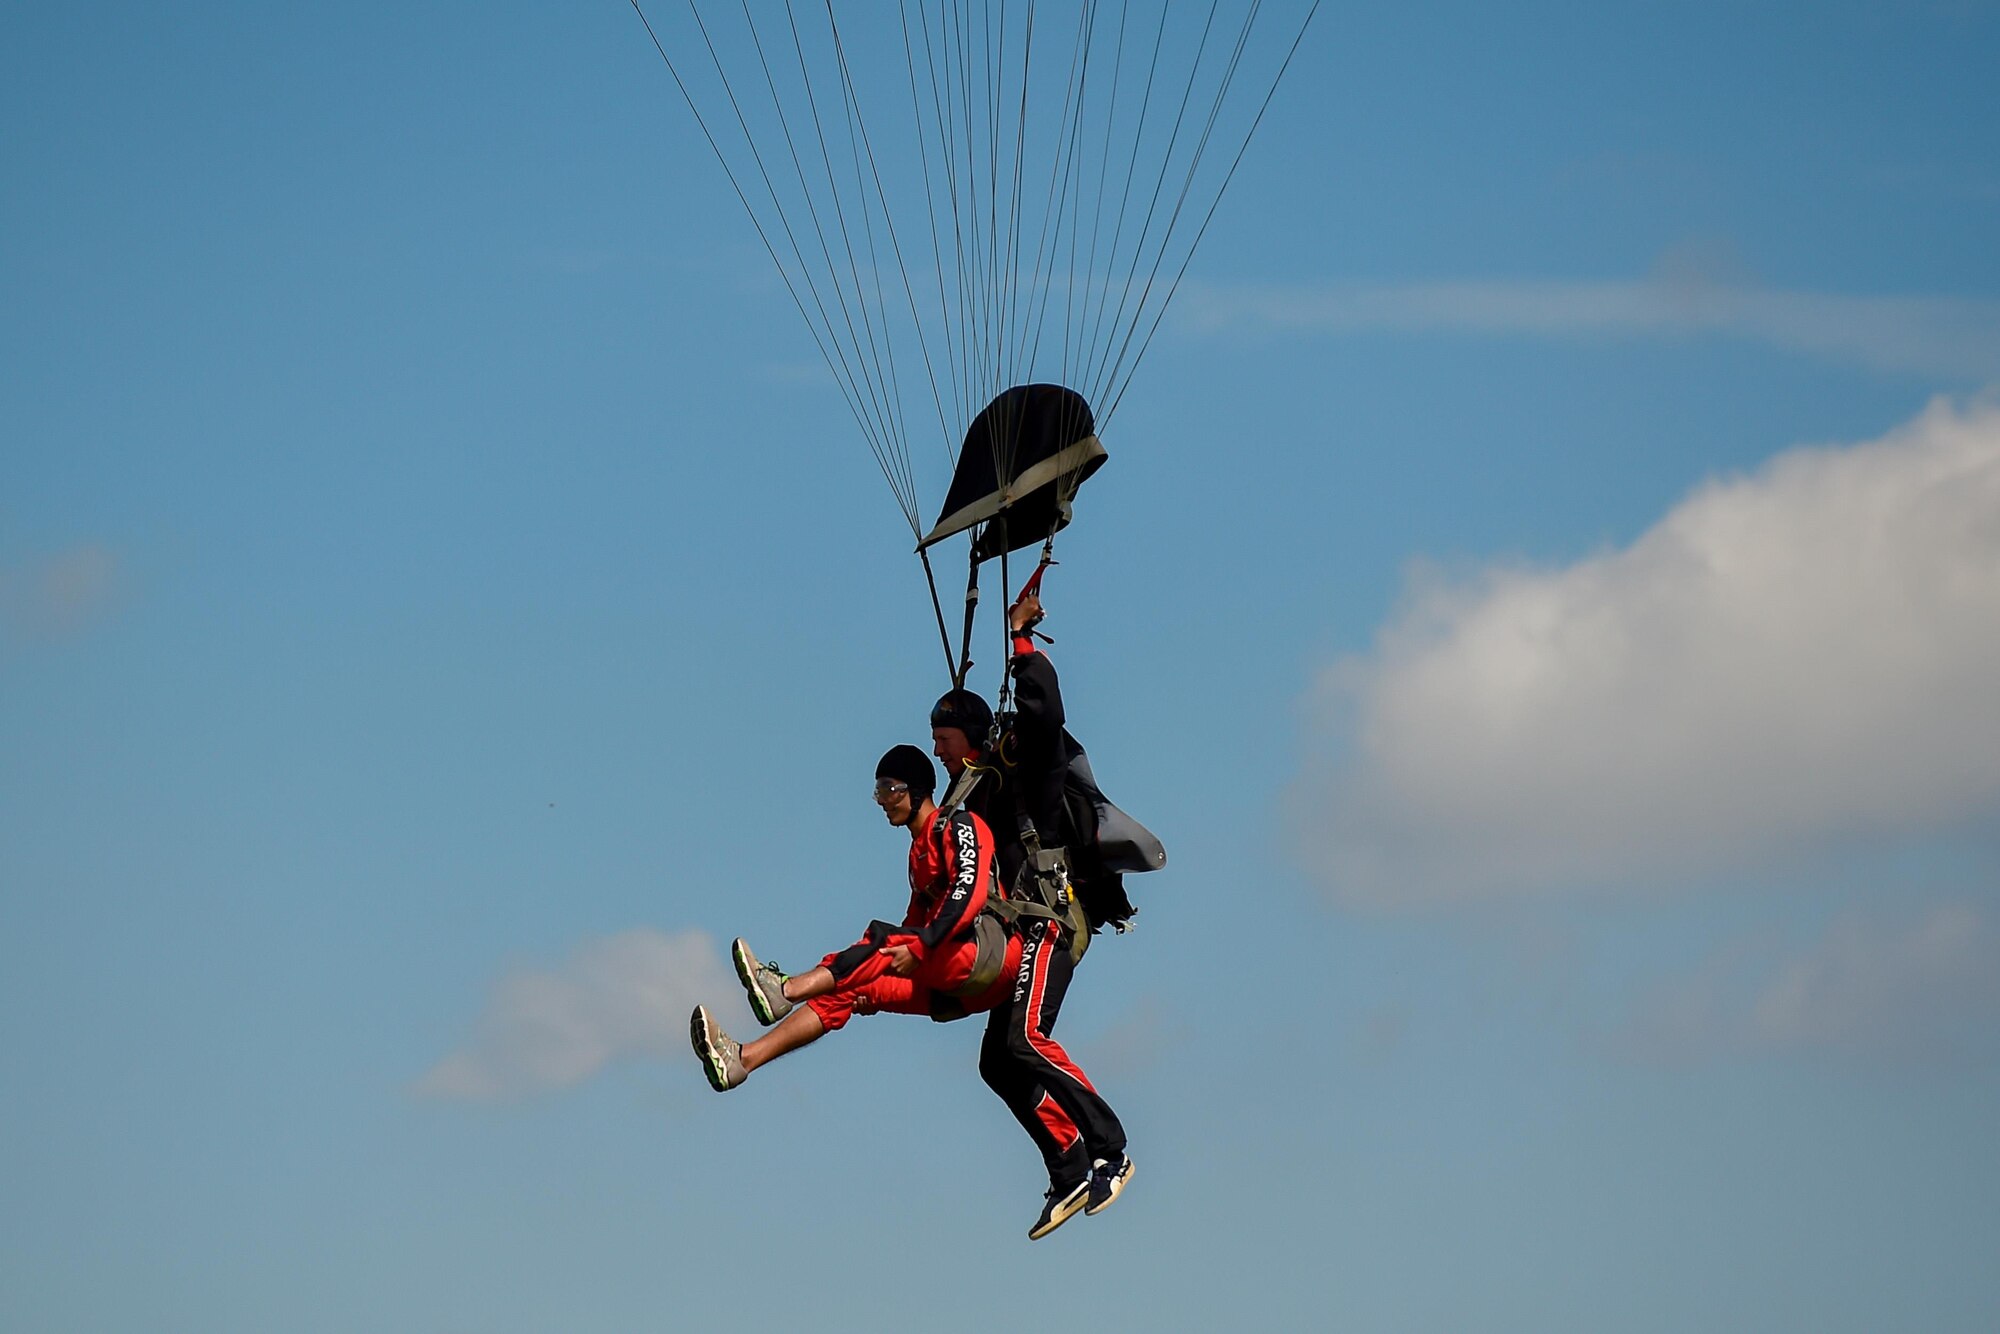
[694,953,931,1093]
[742,1004,826,1071]
[692,1002,826,1092]
[734,933,914,1027]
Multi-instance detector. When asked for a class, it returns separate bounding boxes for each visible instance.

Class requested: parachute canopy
[636,2,1319,683]
[921,385,1107,561]
[635,1,1320,555]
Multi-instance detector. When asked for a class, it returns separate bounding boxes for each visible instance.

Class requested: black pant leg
[980,1006,1089,1186]
[999,919,1126,1165]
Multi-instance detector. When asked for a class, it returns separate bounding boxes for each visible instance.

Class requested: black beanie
[928,689,994,746]
[875,744,937,798]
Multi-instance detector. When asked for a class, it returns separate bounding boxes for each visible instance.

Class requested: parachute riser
[996,539,1013,714]
[953,541,981,692]
[919,548,956,688]
[937,515,1059,769]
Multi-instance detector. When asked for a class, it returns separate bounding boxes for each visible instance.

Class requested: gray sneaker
[732,937,793,1025]
[690,1005,747,1091]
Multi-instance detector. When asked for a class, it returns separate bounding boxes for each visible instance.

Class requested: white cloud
[1298,398,2000,906]
[416,928,733,1101]
[0,543,121,642]
[1617,902,2000,1065]
[1181,276,2000,380]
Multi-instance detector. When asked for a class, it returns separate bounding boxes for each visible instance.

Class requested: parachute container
[920,385,1107,562]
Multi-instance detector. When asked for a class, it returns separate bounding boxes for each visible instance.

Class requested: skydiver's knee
[979,1034,1015,1089]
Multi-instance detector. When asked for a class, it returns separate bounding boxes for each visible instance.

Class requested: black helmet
[929,689,993,748]
[874,744,937,799]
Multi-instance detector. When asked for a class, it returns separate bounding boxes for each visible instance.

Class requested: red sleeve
[901,817,945,928]
[906,809,993,964]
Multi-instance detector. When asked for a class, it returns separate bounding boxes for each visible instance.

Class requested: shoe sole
[1028,1181,1091,1240]
[689,1006,732,1092]
[1085,1158,1134,1215]
[731,938,787,1026]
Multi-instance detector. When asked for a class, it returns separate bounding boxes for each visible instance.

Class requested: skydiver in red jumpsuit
[690,744,1128,1238]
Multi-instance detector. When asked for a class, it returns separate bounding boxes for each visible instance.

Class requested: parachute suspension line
[1046,0,1104,384]
[948,0,988,434]
[919,546,957,684]
[896,0,973,458]
[821,0,956,459]
[1091,0,1265,422]
[988,1,1016,412]
[989,0,1041,505]
[947,0,1002,493]
[1057,1,1099,389]
[1014,0,1099,388]
[732,1,908,504]
[952,0,984,438]
[1070,0,1130,390]
[687,2,884,441]
[1077,0,1226,413]
[1076,0,1171,408]
[641,1,1320,564]
[995,0,1038,477]
[946,0,989,438]
[974,0,1005,420]
[966,0,997,432]
[630,0,919,538]
[775,0,914,499]
[1099,0,1323,426]
[684,1,913,530]
[907,0,979,452]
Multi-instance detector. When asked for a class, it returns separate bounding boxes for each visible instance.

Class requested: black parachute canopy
[919,385,1107,562]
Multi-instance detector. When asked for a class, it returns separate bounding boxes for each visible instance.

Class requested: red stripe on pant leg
[1034,1092,1081,1152]
[1023,922,1098,1093]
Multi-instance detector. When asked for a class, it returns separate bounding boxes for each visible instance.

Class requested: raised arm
[1007,588,1065,737]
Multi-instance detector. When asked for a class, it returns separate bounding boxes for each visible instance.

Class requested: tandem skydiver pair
[690,588,1153,1240]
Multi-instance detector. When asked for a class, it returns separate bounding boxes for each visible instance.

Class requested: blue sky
[5,3,1998,1331]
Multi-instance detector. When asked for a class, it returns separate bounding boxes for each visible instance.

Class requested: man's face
[873,779,915,827]
[931,725,976,777]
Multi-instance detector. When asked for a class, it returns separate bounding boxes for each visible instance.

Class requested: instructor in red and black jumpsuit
[930,588,1134,1237]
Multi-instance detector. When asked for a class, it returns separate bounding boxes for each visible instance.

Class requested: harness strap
[982,896,1067,929]
[1011,836,1093,965]
[940,759,989,818]
[949,909,1013,997]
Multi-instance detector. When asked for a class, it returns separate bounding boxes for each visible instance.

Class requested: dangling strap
[1017,539,1058,607]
